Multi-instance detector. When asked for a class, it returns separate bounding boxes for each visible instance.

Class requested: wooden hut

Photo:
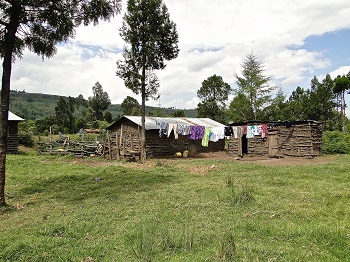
[106,116,226,159]
[8,111,24,154]
[227,121,324,158]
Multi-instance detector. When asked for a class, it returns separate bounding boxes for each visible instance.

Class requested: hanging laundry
[224,126,233,137]
[201,127,212,147]
[232,126,238,139]
[261,124,268,138]
[159,122,169,137]
[246,126,254,138]
[167,123,178,139]
[176,124,191,135]
[243,125,247,135]
[252,125,261,136]
[210,126,225,142]
[189,126,205,140]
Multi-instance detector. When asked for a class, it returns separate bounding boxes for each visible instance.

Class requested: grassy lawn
[1,153,349,261]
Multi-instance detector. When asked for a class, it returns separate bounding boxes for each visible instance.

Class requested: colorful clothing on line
[246,126,254,138]
[189,126,205,140]
[201,127,212,147]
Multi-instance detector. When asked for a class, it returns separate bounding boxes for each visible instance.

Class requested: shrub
[321,131,350,154]
[18,131,34,147]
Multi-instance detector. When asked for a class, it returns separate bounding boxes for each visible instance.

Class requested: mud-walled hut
[106,116,226,159]
[227,121,324,158]
[8,111,24,154]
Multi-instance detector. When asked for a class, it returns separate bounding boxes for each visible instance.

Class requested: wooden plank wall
[7,122,19,154]
[227,122,323,157]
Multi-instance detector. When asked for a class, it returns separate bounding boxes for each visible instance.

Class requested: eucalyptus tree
[0,0,121,206]
[116,0,179,160]
[333,73,350,131]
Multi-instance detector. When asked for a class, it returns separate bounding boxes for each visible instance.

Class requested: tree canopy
[88,82,111,121]
[197,74,231,123]
[229,53,276,121]
[0,0,121,206]
[121,96,141,116]
[116,0,179,160]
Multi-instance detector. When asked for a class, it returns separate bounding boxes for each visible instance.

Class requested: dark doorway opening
[242,134,248,154]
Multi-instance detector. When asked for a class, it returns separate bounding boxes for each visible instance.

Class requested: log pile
[37,137,108,157]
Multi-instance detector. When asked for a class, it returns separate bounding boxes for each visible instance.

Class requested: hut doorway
[267,132,279,157]
[241,135,248,156]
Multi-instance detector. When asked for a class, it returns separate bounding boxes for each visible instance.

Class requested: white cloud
[7,0,350,110]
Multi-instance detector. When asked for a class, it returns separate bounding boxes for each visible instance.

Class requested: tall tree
[334,73,350,131]
[197,74,231,123]
[55,96,76,133]
[230,53,276,121]
[0,0,121,206]
[121,95,141,115]
[116,0,179,160]
[263,88,289,121]
[88,82,111,121]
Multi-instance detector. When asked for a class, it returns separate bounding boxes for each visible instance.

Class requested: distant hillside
[9,90,197,120]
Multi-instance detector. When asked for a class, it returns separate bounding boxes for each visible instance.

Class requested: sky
[8,0,350,114]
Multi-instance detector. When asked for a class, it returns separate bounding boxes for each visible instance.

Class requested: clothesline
[157,121,270,147]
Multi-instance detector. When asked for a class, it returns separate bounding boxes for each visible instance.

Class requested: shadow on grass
[19,165,177,204]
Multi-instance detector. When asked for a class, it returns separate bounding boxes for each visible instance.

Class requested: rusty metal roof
[122,116,225,130]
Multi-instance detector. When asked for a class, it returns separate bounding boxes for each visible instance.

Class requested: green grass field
[1,153,349,261]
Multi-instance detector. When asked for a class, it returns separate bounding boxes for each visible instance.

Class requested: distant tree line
[20,82,114,135]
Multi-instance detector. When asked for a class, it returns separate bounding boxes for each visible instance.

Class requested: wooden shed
[8,111,24,154]
[106,116,226,159]
[227,121,324,158]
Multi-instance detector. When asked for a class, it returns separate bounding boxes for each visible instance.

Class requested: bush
[18,131,34,147]
[321,131,350,154]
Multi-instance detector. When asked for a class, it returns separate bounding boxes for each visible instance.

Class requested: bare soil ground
[191,151,336,166]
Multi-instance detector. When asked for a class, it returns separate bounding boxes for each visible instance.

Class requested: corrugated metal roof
[8,111,24,121]
[123,116,225,130]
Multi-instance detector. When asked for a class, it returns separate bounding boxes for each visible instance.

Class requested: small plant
[230,185,254,206]
[226,176,233,188]
[161,227,194,252]
[216,231,236,261]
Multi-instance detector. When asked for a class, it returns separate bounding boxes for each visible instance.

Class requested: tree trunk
[140,65,147,161]
[0,4,20,206]
[342,91,346,133]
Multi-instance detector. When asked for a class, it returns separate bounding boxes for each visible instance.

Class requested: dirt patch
[190,151,336,166]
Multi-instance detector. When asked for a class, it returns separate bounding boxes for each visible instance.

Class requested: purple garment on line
[188,126,205,140]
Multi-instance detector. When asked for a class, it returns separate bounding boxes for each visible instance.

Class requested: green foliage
[171,110,185,117]
[55,96,76,133]
[197,74,231,123]
[18,131,34,147]
[321,131,350,154]
[121,96,141,115]
[230,53,276,121]
[88,82,111,121]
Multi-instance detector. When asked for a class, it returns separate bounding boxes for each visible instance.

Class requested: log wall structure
[7,121,20,154]
[227,121,324,158]
[7,112,24,154]
[107,116,225,159]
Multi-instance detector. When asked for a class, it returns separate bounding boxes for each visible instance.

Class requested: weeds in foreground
[131,221,195,261]
[226,177,254,206]
[216,231,237,261]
